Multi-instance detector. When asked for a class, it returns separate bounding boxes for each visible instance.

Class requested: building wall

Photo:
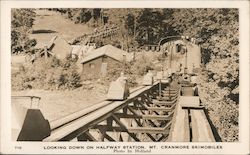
[81,56,121,78]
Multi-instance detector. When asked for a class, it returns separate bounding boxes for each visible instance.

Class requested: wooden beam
[114,113,140,119]
[107,117,113,128]
[190,109,215,142]
[112,115,140,142]
[142,114,173,121]
[128,105,174,112]
[146,133,157,142]
[164,88,179,91]
[77,131,97,141]
[132,116,157,142]
[127,127,168,134]
[152,99,177,106]
[104,133,116,142]
[168,106,190,142]
[147,105,175,112]
[93,125,126,132]
[49,101,113,130]
[44,46,48,61]
[162,90,178,93]
[93,123,170,136]
[162,92,179,97]
[157,134,168,142]
[98,128,106,141]
[147,120,158,127]
[127,106,141,117]
[159,95,178,101]
[114,111,174,121]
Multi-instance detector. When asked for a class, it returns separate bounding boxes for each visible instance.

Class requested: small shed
[39,36,72,60]
[80,45,131,77]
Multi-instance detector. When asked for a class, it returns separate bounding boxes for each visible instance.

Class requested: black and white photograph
[1,0,249,154]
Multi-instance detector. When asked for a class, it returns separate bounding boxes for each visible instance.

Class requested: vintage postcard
[0,0,249,154]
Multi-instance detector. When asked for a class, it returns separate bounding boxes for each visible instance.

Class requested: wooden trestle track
[43,81,179,142]
[76,25,119,45]
[12,79,216,142]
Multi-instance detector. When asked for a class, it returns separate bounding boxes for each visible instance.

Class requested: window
[89,63,95,68]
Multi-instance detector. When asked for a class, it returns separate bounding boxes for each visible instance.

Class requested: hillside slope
[29,9,93,48]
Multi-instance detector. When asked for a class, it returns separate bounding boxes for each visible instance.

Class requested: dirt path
[29,9,92,48]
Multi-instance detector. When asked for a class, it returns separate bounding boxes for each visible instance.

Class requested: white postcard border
[1,0,249,154]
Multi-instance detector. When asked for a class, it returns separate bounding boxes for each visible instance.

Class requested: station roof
[80,45,132,64]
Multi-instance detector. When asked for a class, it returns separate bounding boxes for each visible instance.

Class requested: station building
[80,44,132,77]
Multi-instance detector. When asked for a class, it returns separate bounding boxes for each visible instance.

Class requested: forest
[11,8,239,142]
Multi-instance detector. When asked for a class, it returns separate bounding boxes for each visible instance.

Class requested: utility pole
[133,18,137,61]
[123,54,126,74]
[159,48,165,98]
[184,46,188,74]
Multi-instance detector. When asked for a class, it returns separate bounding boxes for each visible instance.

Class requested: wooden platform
[168,96,215,142]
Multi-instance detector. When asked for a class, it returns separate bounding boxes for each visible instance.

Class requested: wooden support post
[159,80,162,98]
[112,115,140,142]
[140,96,152,107]
[123,107,128,114]
[127,106,140,118]
[107,117,113,128]
[148,120,158,127]
[44,46,48,62]
[103,133,116,142]
[77,131,97,141]
[119,134,123,142]
[98,128,106,141]
[131,113,157,142]
[157,134,168,142]
[77,133,88,141]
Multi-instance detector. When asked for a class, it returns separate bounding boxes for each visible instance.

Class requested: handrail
[12,96,41,109]
[12,96,41,100]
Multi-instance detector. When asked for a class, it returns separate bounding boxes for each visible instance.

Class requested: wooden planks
[190,110,215,142]
[127,121,171,134]
[179,96,200,108]
[169,96,215,142]
[168,102,190,142]
[142,114,173,121]
[152,99,177,106]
